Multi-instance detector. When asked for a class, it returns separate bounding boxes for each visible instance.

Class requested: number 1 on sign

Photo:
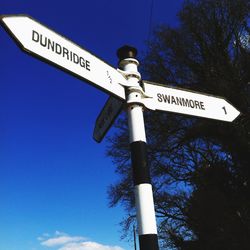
[222,106,227,115]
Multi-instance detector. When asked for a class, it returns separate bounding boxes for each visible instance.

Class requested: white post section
[127,103,147,143]
[117,46,159,250]
[135,184,158,235]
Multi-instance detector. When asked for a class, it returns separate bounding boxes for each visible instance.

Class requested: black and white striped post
[117,46,159,250]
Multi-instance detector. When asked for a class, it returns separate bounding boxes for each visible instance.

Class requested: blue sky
[0,1,183,250]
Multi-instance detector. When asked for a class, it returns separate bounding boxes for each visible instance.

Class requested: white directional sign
[93,96,123,143]
[142,81,240,122]
[0,15,126,100]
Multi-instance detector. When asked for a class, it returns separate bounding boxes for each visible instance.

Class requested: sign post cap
[117,45,137,60]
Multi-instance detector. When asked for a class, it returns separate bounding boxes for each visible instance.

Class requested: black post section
[139,235,159,250]
[130,141,151,185]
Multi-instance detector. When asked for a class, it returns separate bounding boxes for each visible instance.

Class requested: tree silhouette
[107,0,250,248]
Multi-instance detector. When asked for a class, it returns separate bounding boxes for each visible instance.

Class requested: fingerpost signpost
[1,15,240,250]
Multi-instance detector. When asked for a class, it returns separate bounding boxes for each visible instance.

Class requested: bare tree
[107,0,250,249]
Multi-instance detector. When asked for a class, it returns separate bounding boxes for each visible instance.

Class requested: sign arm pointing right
[142,80,240,122]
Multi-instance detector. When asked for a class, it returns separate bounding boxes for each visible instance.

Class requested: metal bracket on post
[117,66,153,107]
[126,87,153,107]
[117,58,141,88]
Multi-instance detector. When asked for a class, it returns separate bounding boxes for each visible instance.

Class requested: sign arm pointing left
[93,96,124,143]
[0,15,126,100]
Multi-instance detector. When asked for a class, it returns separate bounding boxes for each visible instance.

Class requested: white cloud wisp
[38,231,125,250]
